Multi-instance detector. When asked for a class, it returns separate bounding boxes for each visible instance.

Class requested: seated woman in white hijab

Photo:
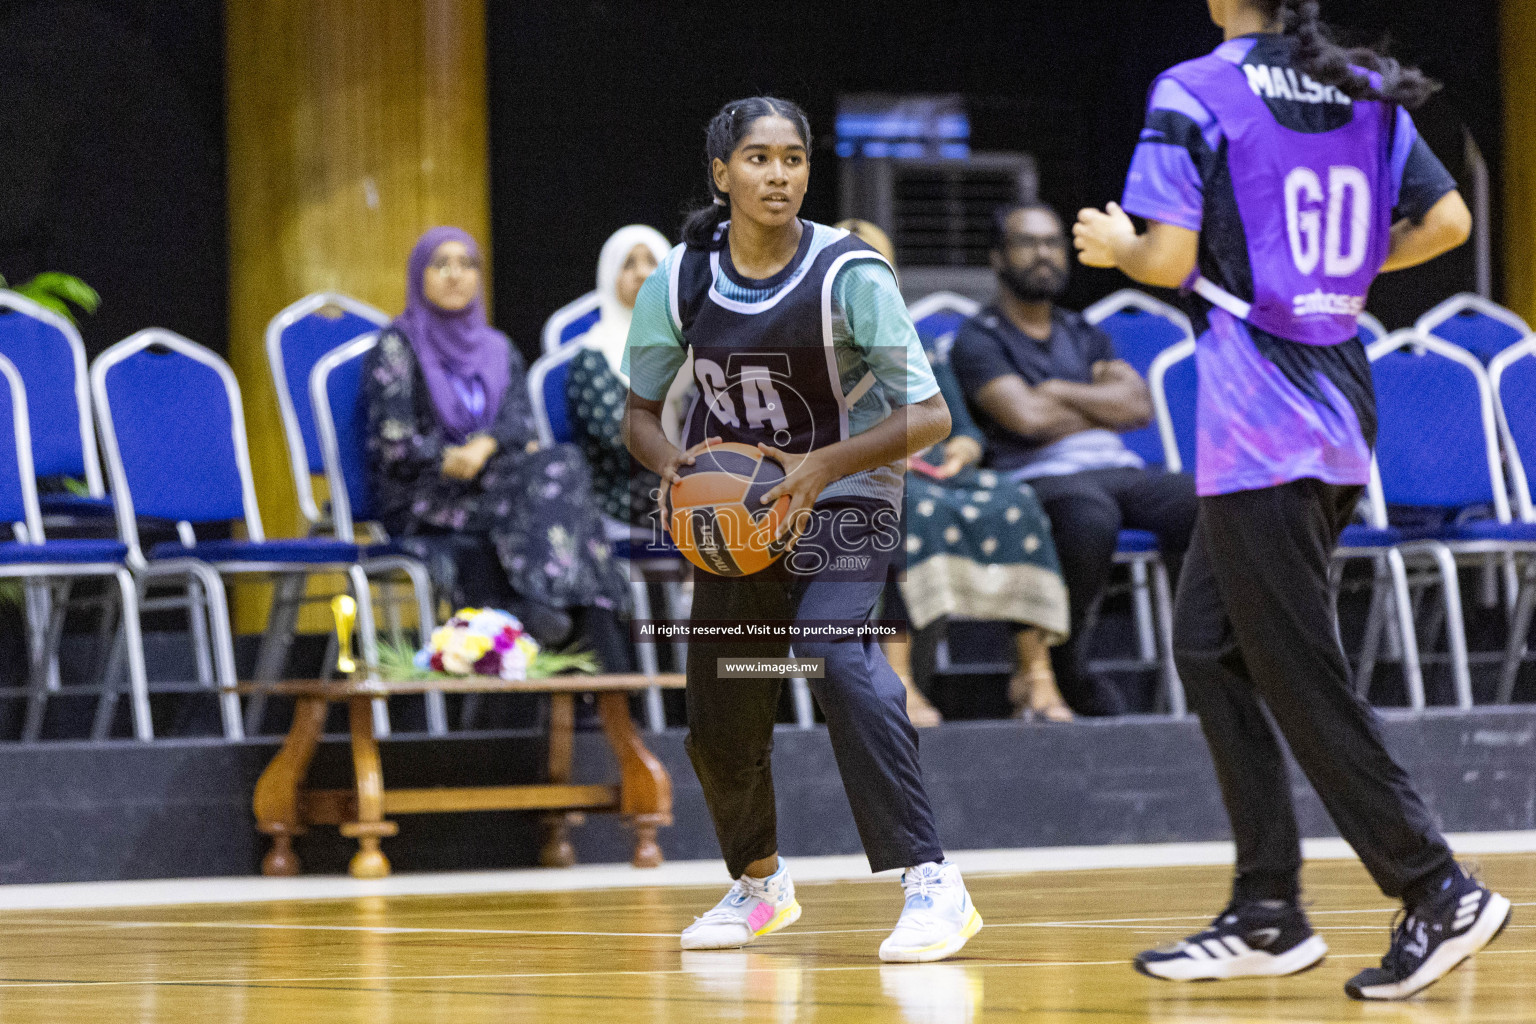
[565,225,676,527]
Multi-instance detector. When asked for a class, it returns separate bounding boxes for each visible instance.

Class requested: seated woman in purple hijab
[363,227,630,665]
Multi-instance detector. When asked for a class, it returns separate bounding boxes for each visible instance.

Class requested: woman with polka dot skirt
[565,225,673,527]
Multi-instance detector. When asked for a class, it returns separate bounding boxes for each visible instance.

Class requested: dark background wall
[488,0,1500,362]
[0,2,1501,365]
[0,1,226,357]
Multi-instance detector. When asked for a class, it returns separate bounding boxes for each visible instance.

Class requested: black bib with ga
[673,221,889,455]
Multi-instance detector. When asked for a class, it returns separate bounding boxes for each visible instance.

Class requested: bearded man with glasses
[949,202,1199,716]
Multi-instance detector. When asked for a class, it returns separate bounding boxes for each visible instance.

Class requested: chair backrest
[1416,293,1531,364]
[265,292,390,526]
[310,331,380,542]
[0,353,42,542]
[1083,289,1193,467]
[1148,340,1197,473]
[1489,336,1536,521]
[92,329,264,555]
[1367,329,1509,516]
[0,291,104,495]
[1083,289,1193,375]
[541,291,603,355]
[1356,311,1389,347]
[908,292,981,356]
[528,342,586,448]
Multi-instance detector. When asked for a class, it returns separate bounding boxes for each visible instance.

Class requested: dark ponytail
[1264,0,1438,110]
[680,96,813,250]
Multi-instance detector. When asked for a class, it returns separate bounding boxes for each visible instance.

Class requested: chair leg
[1354,557,1391,697]
[790,678,815,728]
[184,577,215,690]
[401,560,446,736]
[1502,553,1520,617]
[1387,549,1426,711]
[1426,545,1472,709]
[245,573,304,735]
[1129,559,1156,664]
[1150,558,1185,718]
[21,581,70,742]
[1479,554,1499,610]
[253,573,305,681]
[1415,556,1449,658]
[934,620,954,672]
[115,569,153,741]
[194,566,243,740]
[665,578,690,672]
[641,576,689,732]
[629,575,659,676]
[458,693,481,731]
[87,582,119,695]
[628,573,664,733]
[348,565,390,739]
[319,631,338,681]
[142,561,242,739]
[42,583,65,701]
[360,556,444,734]
[382,579,405,647]
[1497,557,1536,703]
[786,644,815,729]
[91,622,126,742]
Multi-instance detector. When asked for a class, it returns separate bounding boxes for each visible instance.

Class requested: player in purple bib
[1075,0,1509,1001]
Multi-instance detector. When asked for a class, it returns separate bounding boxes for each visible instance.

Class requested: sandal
[1010,669,1074,723]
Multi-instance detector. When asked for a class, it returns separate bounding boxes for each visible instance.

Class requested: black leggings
[1173,478,1454,906]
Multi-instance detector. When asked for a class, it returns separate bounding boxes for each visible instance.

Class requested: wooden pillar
[1503,0,1536,322]
[226,0,488,631]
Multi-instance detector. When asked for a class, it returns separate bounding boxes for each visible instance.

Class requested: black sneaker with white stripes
[1134,899,1327,981]
[1345,869,1511,1001]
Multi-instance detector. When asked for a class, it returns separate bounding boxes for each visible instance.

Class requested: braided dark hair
[680,96,813,250]
[1261,0,1438,109]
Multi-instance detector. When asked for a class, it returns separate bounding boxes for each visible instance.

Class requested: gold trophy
[331,594,358,677]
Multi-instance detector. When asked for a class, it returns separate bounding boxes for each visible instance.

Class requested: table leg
[253,696,329,876]
[339,695,398,879]
[596,692,672,868]
[540,693,579,867]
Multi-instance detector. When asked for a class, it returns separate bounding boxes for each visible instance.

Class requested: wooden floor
[1,855,1533,1023]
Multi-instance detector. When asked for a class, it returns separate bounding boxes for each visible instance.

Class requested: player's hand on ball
[659,436,723,488]
[657,436,722,528]
[1074,202,1135,268]
[755,444,836,546]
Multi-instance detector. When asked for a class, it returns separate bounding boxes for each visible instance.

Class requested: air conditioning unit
[838,152,1038,302]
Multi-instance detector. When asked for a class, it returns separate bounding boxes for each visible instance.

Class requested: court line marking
[4,831,1533,911]
[0,958,1133,990]
[4,901,1532,941]
[0,919,679,939]
[5,947,1536,993]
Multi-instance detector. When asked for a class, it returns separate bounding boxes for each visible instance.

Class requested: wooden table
[234,674,685,879]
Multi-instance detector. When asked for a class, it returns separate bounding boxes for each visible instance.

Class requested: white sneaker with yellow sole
[680,859,802,950]
[879,861,983,963]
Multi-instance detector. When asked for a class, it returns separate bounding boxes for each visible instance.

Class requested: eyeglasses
[428,256,481,276]
[1001,233,1066,253]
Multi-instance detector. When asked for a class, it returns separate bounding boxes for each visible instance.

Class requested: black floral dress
[364,329,629,612]
[565,347,661,527]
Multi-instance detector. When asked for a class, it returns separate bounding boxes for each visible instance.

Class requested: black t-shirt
[949,305,1125,473]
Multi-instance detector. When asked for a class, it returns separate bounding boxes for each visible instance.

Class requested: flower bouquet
[379,607,598,681]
